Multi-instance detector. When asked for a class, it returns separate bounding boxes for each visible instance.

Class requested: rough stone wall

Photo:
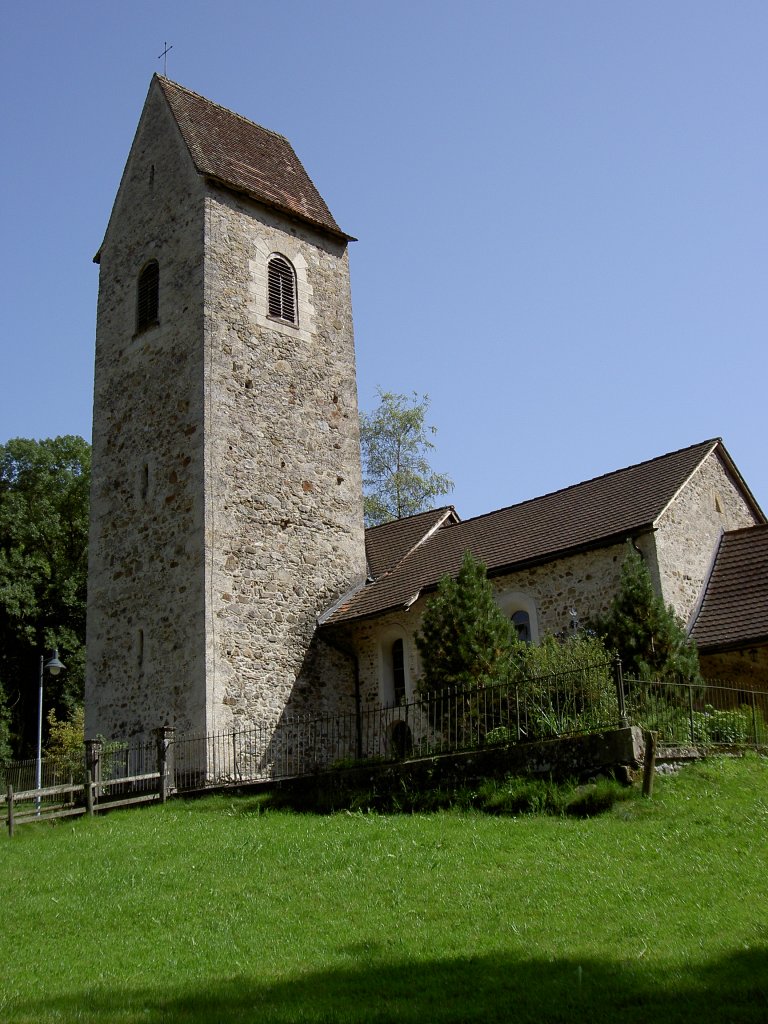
[88,84,366,743]
[338,539,645,708]
[653,451,759,623]
[86,82,208,740]
[699,647,768,691]
[202,190,366,733]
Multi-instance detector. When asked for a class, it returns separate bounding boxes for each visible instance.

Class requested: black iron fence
[172,658,623,789]
[4,666,767,816]
[624,677,768,747]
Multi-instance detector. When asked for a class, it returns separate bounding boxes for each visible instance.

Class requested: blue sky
[1,1,766,519]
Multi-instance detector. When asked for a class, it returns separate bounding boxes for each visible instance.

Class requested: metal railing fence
[4,667,766,806]
[171,658,621,789]
[624,677,768,747]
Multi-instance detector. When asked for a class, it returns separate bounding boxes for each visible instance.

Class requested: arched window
[267,254,297,325]
[496,591,539,645]
[136,261,159,332]
[390,721,413,759]
[511,610,531,644]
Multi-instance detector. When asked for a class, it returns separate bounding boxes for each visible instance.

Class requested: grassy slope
[1,756,767,1024]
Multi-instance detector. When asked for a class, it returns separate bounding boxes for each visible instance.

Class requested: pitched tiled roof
[689,525,768,650]
[365,507,458,580]
[156,77,351,240]
[324,439,747,625]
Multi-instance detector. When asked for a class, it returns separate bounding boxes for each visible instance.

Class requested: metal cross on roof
[158,41,173,77]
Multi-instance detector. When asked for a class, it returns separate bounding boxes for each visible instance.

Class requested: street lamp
[35,649,65,814]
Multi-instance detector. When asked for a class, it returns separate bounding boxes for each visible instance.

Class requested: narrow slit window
[392,638,406,705]
[267,255,297,324]
[136,261,159,332]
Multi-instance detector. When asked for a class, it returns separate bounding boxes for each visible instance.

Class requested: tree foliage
[0,682,12,766]
[44,705,85,780]
[416,551,516,691]
[592,543,701,683]
[0,436,90,755]
[360,389,453,526]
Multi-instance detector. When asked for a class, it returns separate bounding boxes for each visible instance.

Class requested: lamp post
[35,649,65,815]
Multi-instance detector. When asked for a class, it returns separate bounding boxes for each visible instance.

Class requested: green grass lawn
[1,755,767,1023]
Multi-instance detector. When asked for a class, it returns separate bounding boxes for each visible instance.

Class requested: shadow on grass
[13,947,768,1024]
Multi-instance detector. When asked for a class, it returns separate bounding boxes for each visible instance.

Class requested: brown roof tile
[325,439,738,625]
[156,76,351,240]
[365,507,458,580]
[690,525,768,650]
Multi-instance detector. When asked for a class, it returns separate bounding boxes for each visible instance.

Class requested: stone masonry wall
[699,646,768,692]
[653,450,759,623]
[338,539,644,710]
[87,82,208,740]
[202,190,366,733]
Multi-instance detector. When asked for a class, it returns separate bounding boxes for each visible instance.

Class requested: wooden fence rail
[3,729,173,837]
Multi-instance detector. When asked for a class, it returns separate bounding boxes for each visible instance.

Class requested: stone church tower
[86,77,367,742]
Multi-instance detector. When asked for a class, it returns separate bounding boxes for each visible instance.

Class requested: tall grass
[1,755,766,1023]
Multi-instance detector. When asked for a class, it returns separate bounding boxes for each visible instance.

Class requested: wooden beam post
[7,784,14,838]
[642,731,658,798]
[84,770,94,816]
[156,726,175,803]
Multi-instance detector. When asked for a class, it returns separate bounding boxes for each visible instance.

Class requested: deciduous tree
[360,389,453,526]
[0,436,90,755]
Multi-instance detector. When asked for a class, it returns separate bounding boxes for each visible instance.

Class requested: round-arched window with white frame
[496,591,539,644]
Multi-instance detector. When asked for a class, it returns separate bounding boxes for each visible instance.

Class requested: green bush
[484,726,514,746]
[693,705,762,746]
[591,542,701,684]
[512,634,618,740]
[626,688,766,747]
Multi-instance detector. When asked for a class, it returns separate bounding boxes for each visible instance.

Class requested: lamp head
[45,649,65,676]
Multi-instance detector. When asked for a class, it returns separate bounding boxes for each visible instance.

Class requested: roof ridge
[364,505,455,535]
[155,75,291,147]
[451,438,722,530]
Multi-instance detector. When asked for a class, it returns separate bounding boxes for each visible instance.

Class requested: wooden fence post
[642,731,658,798]
[156,726,175,803]
[84,738,103,801]
[613,656,628,727]
[7,784,14,838]
[85,770,94,816]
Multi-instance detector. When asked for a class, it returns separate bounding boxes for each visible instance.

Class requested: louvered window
[136,261,159,332]
[267,255,297,325]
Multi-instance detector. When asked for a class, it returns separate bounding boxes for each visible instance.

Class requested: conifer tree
[593,543,701,683]
[416,551,516,691]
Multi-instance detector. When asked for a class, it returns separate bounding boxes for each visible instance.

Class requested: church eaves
[156,76,353,242]
[323,439,765,626]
